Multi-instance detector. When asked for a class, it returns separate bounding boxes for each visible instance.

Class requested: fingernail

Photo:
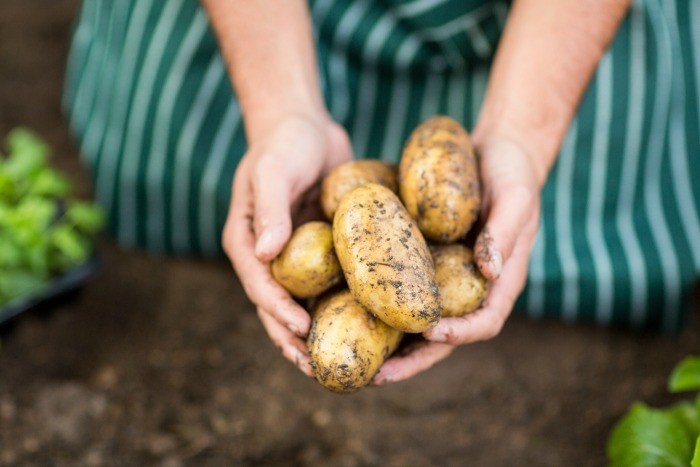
[428,331,447,343]
[376,373,392,385]
[294,348,313,375]
[255,231,273,257]
[490,249,503,278]
[288,323,300,335]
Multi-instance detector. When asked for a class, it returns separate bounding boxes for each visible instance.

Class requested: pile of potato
[271,116,489,393]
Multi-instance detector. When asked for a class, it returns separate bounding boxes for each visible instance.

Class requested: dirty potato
[399,115,481,243]
[271,222,343,299]
[308,289,403,393]
[333,183,442,333]
[431,244,489,317]
[321,159,398,220]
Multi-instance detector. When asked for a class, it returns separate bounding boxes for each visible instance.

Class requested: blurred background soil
[1,1,699,465]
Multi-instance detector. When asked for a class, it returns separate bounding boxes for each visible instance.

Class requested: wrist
[203,0,327,144]
[473,104,562,189]
[244,103,329,147]
[237,58,327,143]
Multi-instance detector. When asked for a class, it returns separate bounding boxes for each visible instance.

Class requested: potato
[431,244,489,317]
[321,160,398,220]
[399,115,481,243]
[271,221,343,298]
[333,183,442,333]
[308,289,402,393]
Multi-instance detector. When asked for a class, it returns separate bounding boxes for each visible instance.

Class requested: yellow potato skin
[333,183,442,333]
[399,115,481,243]
[321,160,398,220]
[308,290,403,393]
[431,244,489,317]
[271,222,343,299]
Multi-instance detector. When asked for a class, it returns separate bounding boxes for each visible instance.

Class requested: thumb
[252,155,294,262]
[473,138,540,281]
[475,184,536,280]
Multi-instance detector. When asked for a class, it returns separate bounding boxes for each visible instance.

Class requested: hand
[223,113,352,375]
[373,136,542,385]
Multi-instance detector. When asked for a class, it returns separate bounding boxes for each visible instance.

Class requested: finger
[323,121,354,171]
[223,166,311,336]
[425,215,538,345]
[257,308,313,377]
[475,185,537,280]
[251,155,293,262]
[372,341,454,385]
[230,215,311,335]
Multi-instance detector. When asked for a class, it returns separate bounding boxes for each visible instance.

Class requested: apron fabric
[64,0,700,332]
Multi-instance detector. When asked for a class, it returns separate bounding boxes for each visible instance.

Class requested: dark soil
[1,1,699,465]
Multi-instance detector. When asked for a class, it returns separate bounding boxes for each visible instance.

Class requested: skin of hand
[373,136,540,384]
[223,115,351,376]
[373,0,632,385]
[202,0,352,374]
[208,0,631,381]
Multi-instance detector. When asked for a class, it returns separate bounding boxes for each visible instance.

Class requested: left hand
[373,136,542,385]
[223,114,352,376]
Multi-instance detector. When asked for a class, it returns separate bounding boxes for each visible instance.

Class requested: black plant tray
[0,257,100,325]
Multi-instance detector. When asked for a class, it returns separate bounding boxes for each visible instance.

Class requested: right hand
[373,136,542,385]
[223,113,352,375]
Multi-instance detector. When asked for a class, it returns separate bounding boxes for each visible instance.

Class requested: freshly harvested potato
[308,289,403,393]
[431,244,489,317]
[321,159,398,220]
[333,183,442,333]
[271,221,343,298]
[399,115,481,243]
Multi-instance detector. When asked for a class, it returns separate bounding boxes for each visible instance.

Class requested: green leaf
[66,201,105,233]
[5,127,49,160]
[668,357,700,392]
[0,127,102,306]
[27,169,71,198]
[672,401,700,432]
[16,197,56,228]
[607,403,696,467]
[669,357,700,393]
[0,233,22,268]
[51,224,91,266]
[23,240,51,278]
[0,170,15,199]
[4,128,49,180]
[692,435,700,467]
[0,270,47,305]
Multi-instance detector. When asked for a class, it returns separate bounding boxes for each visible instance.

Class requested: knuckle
[254,156,279,181]
[227,246,243,272]
[510,184,534,204]
[221,222,238,256]
[526,212,541,236]
[271,337,284,351]
[443,326,462,346]
[281,343,297,359]
[494,184,536,217]
[500,231,518,254]
[240,281,255,302]
[504,284,524,307]
[251,165,267,189]
[221,233,234,257]
[486,320,504,340]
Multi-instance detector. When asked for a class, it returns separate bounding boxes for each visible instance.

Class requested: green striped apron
[64,0,700,332]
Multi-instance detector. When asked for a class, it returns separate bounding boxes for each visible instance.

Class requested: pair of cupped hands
[223,111,541,385]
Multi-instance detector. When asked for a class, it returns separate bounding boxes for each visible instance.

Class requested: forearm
[200,0,326,143]
[474,0,631,186]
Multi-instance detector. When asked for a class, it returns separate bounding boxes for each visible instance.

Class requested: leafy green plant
[0,128,104,307]
[608,357,700,467]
